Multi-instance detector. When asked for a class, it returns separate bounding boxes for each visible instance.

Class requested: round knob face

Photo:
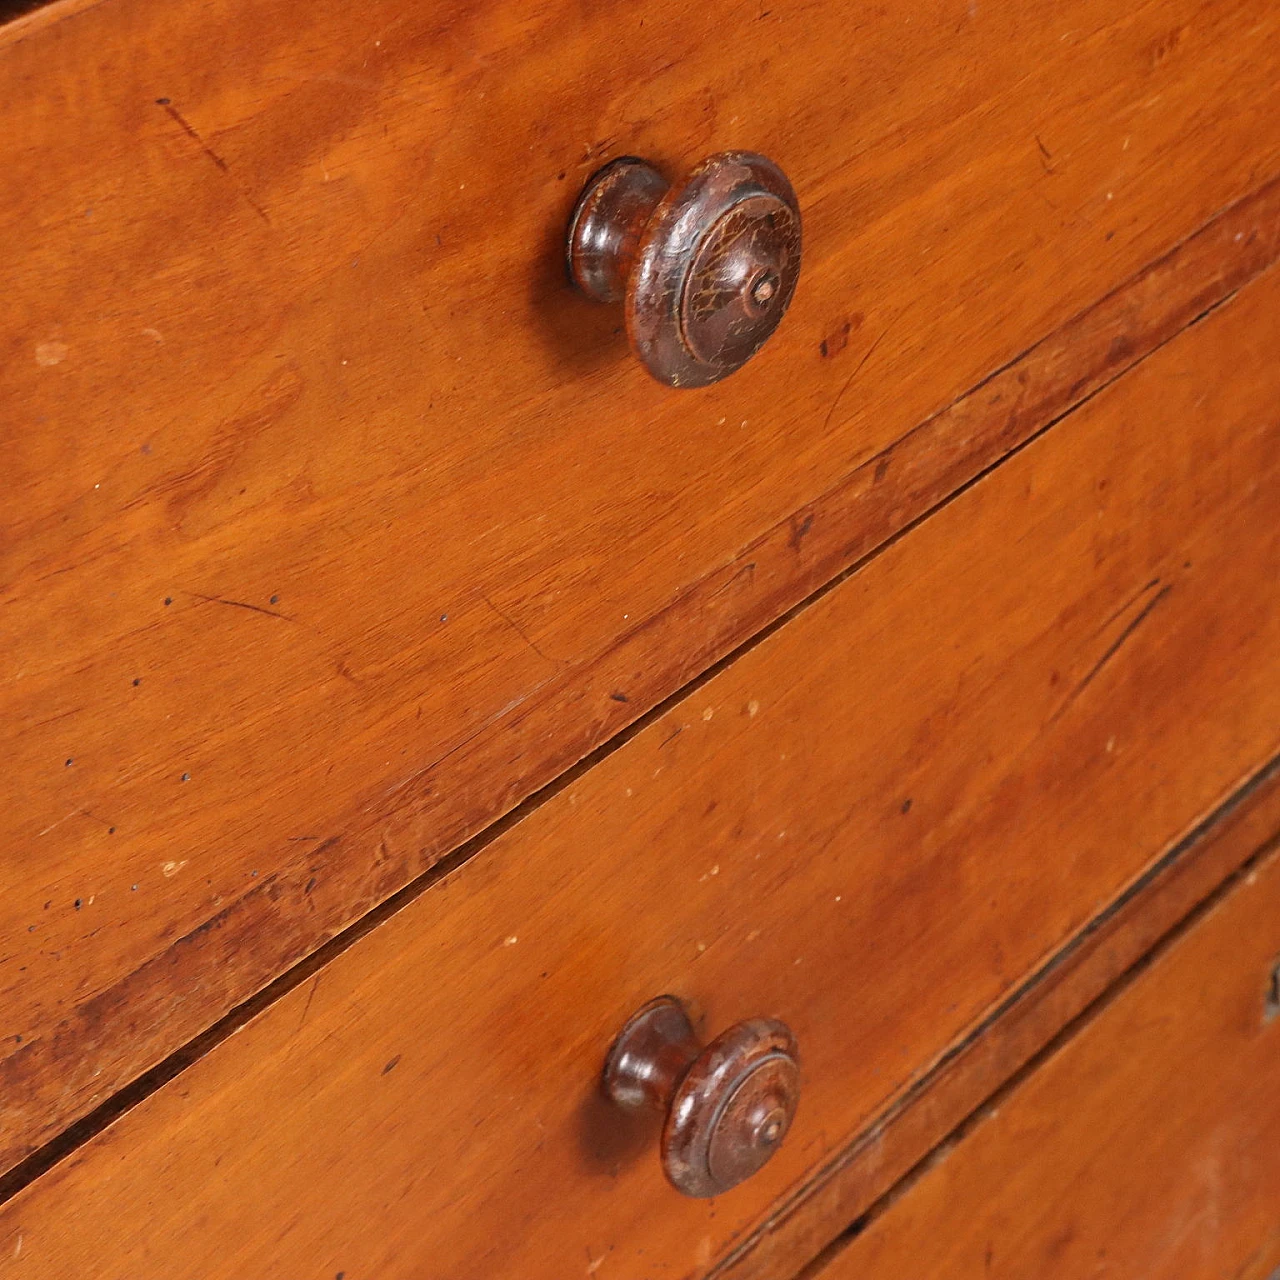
[704,1049,800,1190]
[630,153,802,388]
[663,1017,801,1197]
[680,193,793,367]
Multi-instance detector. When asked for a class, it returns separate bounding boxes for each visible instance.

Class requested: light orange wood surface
[718,755,1280,1280]
[812,842,1280,1280]
[5,0,1280,1167]
[3,251,1279,1278]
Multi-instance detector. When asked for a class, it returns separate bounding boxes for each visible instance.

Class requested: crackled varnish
[2,239,1278,1279]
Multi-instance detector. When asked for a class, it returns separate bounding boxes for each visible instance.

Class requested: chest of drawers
[2,0,1278,1273]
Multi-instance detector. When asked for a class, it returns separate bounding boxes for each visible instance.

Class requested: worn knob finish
[603,996,800,1197]
[567,152,802,388]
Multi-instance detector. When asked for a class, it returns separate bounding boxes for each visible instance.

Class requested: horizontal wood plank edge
[712,749,1280,1280]
[4,170,1279,1179]
[0,0,109,49]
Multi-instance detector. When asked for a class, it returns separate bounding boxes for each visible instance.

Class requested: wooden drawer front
[4,231,1279,1278]
[6,0,1280,1168]
[813,845,1280,1280]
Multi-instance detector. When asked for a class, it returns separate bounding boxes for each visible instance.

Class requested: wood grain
[715,754,1280,1280]
[5,0,1280,1166]
[3,248,1279,1278]
[810,842,1280,1280]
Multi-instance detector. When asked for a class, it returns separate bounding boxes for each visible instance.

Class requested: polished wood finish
[4,0,1280,1169]
[568,153,802,386]
[604,996,801,1197]
[812,842,1280,1280]
[3,257,1279,1277]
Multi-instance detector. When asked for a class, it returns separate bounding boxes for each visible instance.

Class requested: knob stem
[602,996,701,1111]
[567,158,669,303]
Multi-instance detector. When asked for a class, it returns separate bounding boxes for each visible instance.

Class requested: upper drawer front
[5,228,1280,1277]
[813,846,1280,1280]
[6,0,1280,1171]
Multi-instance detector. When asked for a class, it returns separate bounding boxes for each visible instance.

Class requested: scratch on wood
[709,561,757,601]
[33,705,84,730]
[393,681,550,794]
[1092,576,1162,636]
[1051,584,1173,724]
[37,809,80,837]
[156,99,271,224]
[478,591,559,667]
[296,972,321,1035]
[822,307,908,437]
[188,592,294,621]
[1035,133,1056,174]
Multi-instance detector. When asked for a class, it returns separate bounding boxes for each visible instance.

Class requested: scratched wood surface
[3,256,1279,1278]
[812,841,1280,1280]
[4,0,1280,1169]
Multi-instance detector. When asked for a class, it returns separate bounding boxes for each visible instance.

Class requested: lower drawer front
[3,270,1279,1277]
[816,841,1280,1280]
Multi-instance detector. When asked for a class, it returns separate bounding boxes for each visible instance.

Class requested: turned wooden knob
[566,152,802,388]
[603,996,800,1197]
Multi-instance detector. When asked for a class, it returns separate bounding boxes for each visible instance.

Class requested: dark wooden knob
[566,152,802,388]
[602,995,800,1197]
